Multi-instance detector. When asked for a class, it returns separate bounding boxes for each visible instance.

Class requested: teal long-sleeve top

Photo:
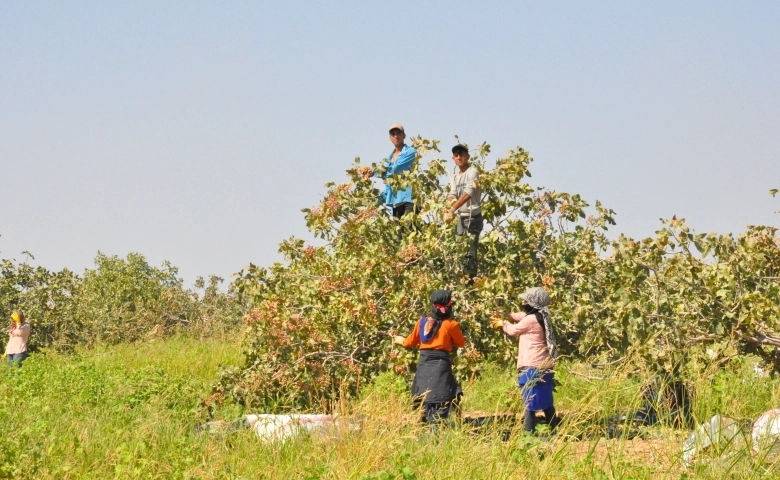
[380,144,417,206]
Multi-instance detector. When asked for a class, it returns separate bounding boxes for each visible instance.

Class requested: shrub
[0,251,245,351]
[0,255,80,350]
[74,252,198,343]
[216,138,614,410]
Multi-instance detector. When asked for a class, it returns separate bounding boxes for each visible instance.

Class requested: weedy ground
[2,337,780,479]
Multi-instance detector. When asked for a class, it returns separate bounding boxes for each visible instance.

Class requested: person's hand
[393,335,405,346]
[444,211,455,223]
[490,315,505,329]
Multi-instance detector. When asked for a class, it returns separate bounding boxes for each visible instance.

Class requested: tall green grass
[2,338,780,479]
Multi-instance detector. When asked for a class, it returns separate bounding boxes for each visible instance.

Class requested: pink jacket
[6,324,30,355]
[502,312,552,370]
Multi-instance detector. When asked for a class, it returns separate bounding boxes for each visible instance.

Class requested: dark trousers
[423,401,453,424]
[524,407,558,432]
[392,202,415,219]
[457,214,483,279]
[392,202,417,241]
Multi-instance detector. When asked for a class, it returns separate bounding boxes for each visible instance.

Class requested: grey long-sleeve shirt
[448,166,481,217]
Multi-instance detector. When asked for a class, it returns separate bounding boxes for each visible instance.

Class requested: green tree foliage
[217,137,779,411]
[570,220,780,375]
[1,250,244,351]
[0,255,80,350]
[215,138,614,410]
[75,252,203,343]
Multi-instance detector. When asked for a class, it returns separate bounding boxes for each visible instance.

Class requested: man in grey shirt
[445,143,483,279]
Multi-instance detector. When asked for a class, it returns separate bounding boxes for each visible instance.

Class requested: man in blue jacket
[381,124,418,218]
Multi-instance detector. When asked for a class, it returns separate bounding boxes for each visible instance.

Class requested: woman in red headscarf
[394,289,466,424]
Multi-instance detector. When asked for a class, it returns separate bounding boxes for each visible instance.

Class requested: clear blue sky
[2,2,778,284]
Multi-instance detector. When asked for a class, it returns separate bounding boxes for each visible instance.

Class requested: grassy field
[3,337,780,479]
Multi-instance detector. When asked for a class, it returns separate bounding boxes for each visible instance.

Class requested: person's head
[451,144,470,169]
[519,287,550,311]
[389,124,406,148]
[10,311,25,326]
[430,289,454,320]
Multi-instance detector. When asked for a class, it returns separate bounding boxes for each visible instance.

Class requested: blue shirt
[381,144,417,206]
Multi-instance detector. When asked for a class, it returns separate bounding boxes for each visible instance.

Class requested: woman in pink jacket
[6,311,31,367]
[492,287,559,433]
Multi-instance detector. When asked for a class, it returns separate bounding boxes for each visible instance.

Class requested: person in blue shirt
[381,124,418,218]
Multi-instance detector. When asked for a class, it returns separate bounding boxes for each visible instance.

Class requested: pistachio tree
[0,254,79,350]
[214,139,780,411]
[1,250,244,350]
[216,138,616,410]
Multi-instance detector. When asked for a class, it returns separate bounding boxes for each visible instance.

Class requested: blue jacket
[381,144,417,206]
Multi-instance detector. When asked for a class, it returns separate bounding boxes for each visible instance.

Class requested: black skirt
[411,349,460,404]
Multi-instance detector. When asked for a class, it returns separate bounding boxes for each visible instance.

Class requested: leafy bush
[0,251,245,351]
[218,137,779,411]
[0,255,80,350]
[571,220,780,375]
[74,252,199,343]
[216,138,614,410]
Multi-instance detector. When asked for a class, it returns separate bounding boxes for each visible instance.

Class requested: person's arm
[449,193,471,212]
[502,313,535,337]
[394,320,421,348]
[402,320,421,348]
[446,169,477,217]
[389,147,417,175]
[10,325,30,340]
[448,321,466,349]
[375,157,393,179]
[508,311,528,322]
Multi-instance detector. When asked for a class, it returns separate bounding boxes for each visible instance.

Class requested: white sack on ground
[682,415,745,467]
[244,414,335,441]
[752,409,780,460]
